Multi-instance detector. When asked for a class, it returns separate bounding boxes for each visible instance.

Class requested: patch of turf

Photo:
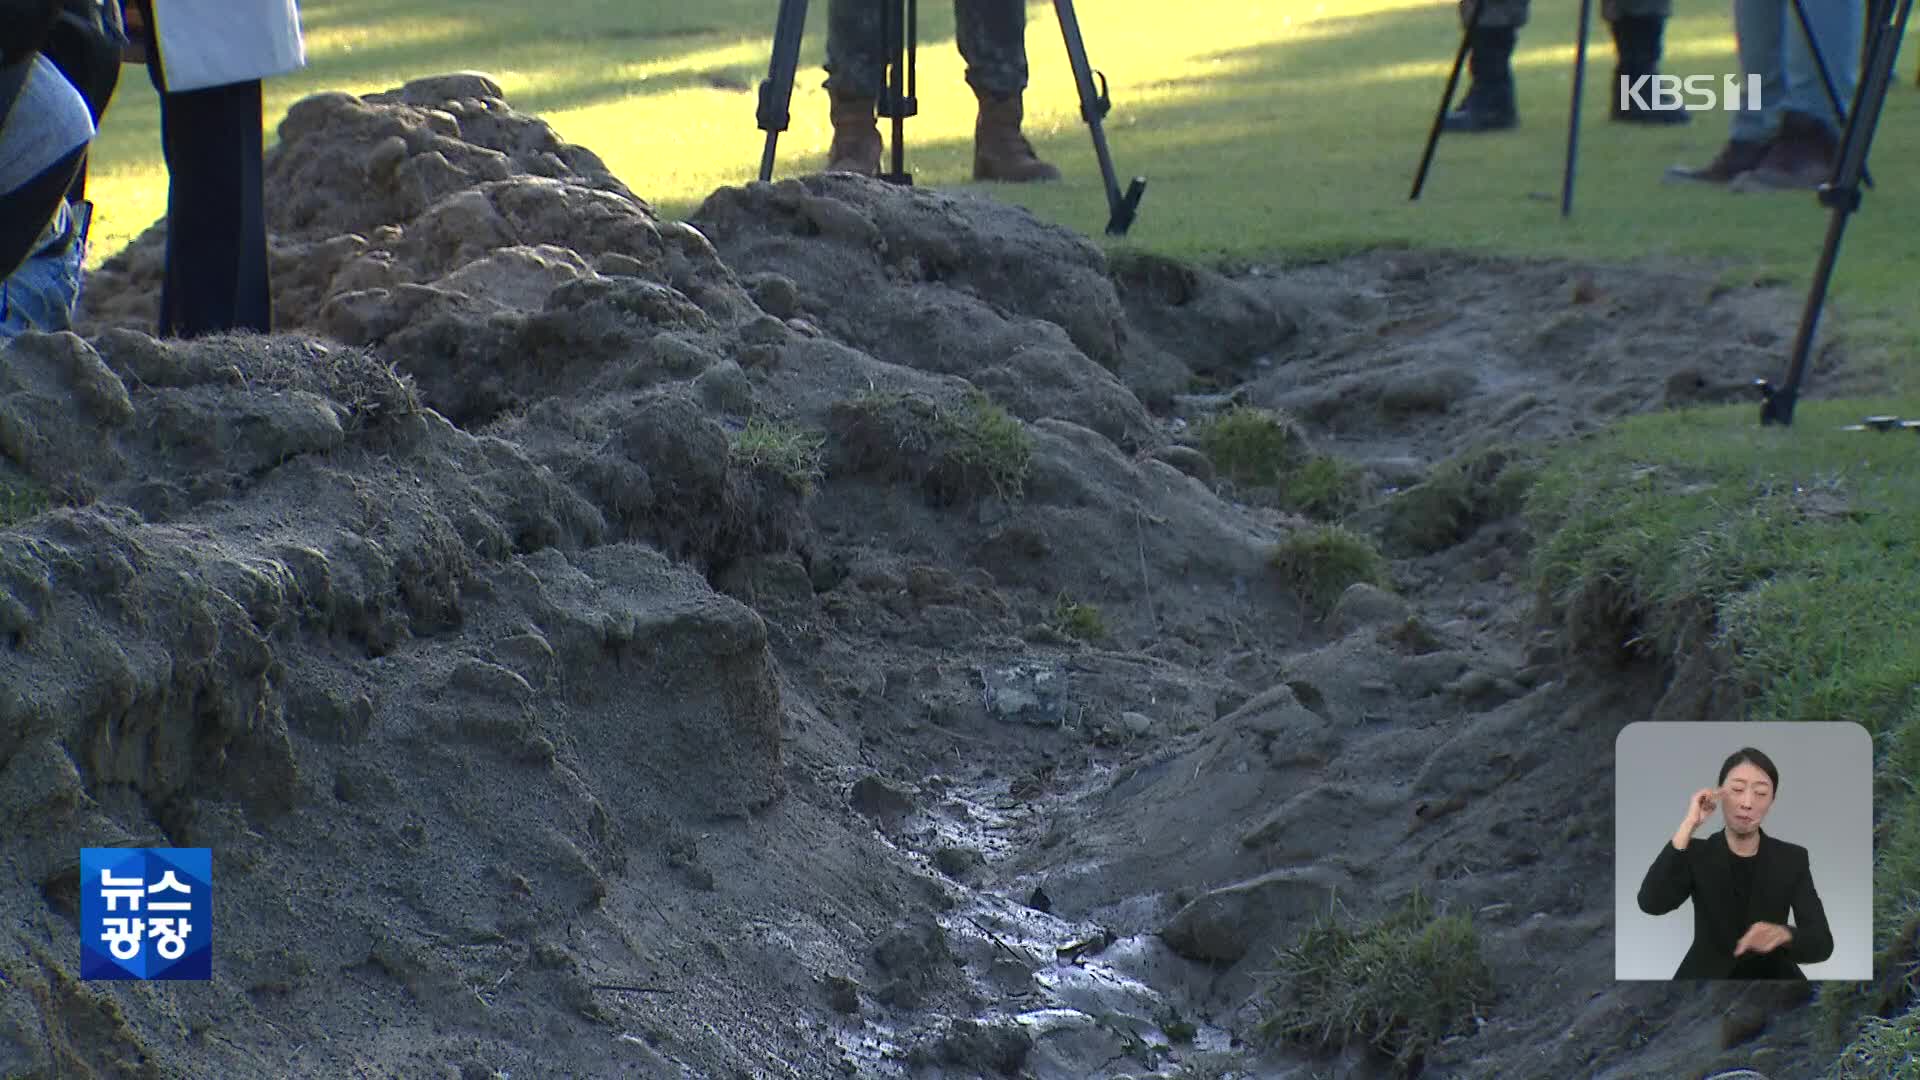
[1270,522,1389,616]
[1259,888,1494,1076]
[1526,399,1920,1062]
[0,474,48,529]
[1281,454,1367,520]
[1051,592,1107,642]
[1381,442,1536,555]
[1192,406,1311,489]
[826,388,1033,506]
[730,416,826,494]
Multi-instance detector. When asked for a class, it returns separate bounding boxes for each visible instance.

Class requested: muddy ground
[0,74,1880,1079]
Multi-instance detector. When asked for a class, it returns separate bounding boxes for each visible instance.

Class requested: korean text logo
[80,848,212,980]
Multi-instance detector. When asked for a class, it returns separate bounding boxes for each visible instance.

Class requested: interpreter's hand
[1683,787,1721,832]
[1733,921,1793,957]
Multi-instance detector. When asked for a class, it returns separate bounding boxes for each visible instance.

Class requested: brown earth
[0,72,1878,1079]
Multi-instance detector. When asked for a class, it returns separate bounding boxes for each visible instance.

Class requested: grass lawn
[72,0,1920,1068]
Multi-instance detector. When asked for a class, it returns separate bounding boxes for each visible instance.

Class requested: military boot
[974,90,1061,182]
[825,90,882,175]
[1611,15,1689,124]
[1444,26,1518,132]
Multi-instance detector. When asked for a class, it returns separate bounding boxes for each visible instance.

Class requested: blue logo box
[80,848,212,981]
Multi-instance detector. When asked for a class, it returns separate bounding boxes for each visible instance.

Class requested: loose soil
[0,73,1879,1079]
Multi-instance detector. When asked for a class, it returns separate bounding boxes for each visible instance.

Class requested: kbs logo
[1619,74,1764,113]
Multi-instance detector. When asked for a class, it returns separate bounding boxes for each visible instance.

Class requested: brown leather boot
[973,90,1060,182]
[825,91,881,175]
[1730,111,1838,192]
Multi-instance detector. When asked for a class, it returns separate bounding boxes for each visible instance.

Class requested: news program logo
[80,848,212,980]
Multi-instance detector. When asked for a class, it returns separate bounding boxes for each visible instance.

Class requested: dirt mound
[5,73,1873,1079]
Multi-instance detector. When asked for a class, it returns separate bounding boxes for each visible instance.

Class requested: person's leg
[957,0,1057,180]
[1780,0,1861,135]
[1735,0,1859,189]
[146,45,271,337]
[1667,0,1784,183]
[226,78,271,333]
[0,199,89,340]
[1444,0,1525,132]
[822,0,887,174]
[1607,0,1689,124]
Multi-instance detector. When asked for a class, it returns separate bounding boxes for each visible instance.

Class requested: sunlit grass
[76,0,1920,378]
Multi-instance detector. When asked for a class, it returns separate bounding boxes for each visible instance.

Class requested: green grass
[1193,406,1311,488]
[1190,407,1363,517]
[729,416,826,494]
[945,392,1034,503]
[1525,400,1920,1061]
[1382,443,1538,555]
[1050,592,1108,641]
[1270,522,1391,616]
[0,476,49,528]
[1258,888,1494,1076]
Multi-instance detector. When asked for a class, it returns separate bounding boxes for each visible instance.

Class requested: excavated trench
[0,74,1873,1079]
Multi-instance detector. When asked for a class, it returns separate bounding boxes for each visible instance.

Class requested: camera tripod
[1411,0,1870,218]
[754,0,1147,235]
[1757,0,1911,426]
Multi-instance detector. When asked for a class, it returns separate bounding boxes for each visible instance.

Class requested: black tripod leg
[755,0,810,182]
[1759,0,1908,426]
[877,0,917,184]
[1787,0,1872,189]
[1052,0,1146,234]
[1412,0,1483,200]
[1561,0,1591,218]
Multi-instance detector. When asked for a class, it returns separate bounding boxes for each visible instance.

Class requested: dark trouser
[825,0,1029,100]
[144,45,271,338]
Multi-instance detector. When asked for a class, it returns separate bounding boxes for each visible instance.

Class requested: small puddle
[837,767,1262,1078]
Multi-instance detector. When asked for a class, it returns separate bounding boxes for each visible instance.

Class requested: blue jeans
[0,200,88,341]
[1730,0,1863,143]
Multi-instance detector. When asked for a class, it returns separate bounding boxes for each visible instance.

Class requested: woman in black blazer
[1636,747,1834,979]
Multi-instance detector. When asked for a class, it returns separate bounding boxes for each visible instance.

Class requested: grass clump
[1829,1010,1920,1079]
[1382,443,1536,554]
[827,389,1033,506]
[1282,455,1367,520]
[1270,523,1389,616]
[1258,889,1493,1076]
[1191,407,1364,520]
[730,416,826,494]
[0,473,48,529]
[944,391,1033,502]
[1050,592,1107,641]
[1193,406,1310,488]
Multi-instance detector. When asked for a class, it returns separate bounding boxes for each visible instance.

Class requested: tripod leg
[1787,0,1872,189]
[1052,0,1146,234]
[1412,0,1484,200]
[1761,0,1908,425]
[755,0,811,182]
[1561,0,1591,218]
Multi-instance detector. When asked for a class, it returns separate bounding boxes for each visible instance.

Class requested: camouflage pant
[1459,0,1671,29]
[825,0,1028,99]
